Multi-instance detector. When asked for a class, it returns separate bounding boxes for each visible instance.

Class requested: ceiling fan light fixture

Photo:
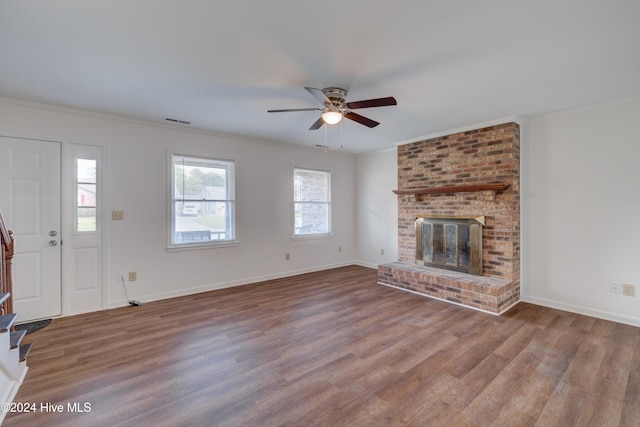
[322,110,342,125]
[268,86,396,131]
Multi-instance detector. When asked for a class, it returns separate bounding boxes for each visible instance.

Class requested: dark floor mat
[14,318,51,335]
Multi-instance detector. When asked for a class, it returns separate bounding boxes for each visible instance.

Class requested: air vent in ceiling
[164,117,191,125]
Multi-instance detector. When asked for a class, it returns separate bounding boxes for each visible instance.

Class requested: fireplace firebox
[415,216,483,276]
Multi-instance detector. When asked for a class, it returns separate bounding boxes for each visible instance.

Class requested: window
[75,158,97,233]
[171,154,236,247]
[293,168,331,236]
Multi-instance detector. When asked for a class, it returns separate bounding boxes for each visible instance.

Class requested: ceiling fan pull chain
[324,125,328,154]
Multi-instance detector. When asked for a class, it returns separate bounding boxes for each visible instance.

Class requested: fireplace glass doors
[415,217,483,275]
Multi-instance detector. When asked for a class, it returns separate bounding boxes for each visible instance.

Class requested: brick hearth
[378,122,520,314]
[379,262,518,314]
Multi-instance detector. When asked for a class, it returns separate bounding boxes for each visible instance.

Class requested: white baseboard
[106,260,360,309]
[353,260,379,269]
[520,295,640,327]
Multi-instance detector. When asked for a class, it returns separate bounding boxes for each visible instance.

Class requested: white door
[0,136,62,321]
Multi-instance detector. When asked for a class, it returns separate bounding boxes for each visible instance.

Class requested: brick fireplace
[378,122,520,314]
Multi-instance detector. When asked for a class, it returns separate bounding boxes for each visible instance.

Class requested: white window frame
[168,153,237,249]
[292,167,332,238]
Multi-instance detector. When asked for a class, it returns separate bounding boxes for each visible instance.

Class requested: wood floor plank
[440,352,511,411]
[4,265,639,426]
[621,340,640,426]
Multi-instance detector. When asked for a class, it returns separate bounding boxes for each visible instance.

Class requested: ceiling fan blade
[344,112,380,128]
[309,116,325,130]
[268,108,322,113]
[305,87,333,106]
[346,96,397,109]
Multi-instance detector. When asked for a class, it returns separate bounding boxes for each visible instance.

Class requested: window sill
[291,233,334,242]
[166,240,239,252]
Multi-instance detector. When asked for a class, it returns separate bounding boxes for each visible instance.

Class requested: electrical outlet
[609,282,622,294]
[112,211,124,220]
[622,284,636,297]
[338,246,342,253]
[381,248,385,256]
[285,253,290,261]
[129,271,137,282]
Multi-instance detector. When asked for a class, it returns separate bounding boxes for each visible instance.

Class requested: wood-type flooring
[5,265,639,426]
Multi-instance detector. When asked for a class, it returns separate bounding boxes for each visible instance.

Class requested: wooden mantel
[393,183,509,201]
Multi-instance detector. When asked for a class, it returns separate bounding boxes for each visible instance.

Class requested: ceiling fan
[268,87,397,130]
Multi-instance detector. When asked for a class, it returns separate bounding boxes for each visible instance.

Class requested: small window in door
[75,158,97,233]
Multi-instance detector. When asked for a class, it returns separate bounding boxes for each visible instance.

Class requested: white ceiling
[1,1,639,153]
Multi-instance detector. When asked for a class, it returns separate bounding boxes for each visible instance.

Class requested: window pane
[77,208,96,232]
[77,159,96,183]
[173,200,234,242]
[295,202,329,234]
[77,184,96,207]
[294,169,329,202]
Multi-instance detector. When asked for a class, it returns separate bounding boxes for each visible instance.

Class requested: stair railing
[0,209,14,315]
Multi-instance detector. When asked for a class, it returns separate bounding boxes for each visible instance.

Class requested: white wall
[355,148,398,267]
[0,98,356,311]
[522,98,640,326]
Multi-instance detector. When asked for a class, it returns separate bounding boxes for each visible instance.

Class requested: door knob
[49,240,58,246]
